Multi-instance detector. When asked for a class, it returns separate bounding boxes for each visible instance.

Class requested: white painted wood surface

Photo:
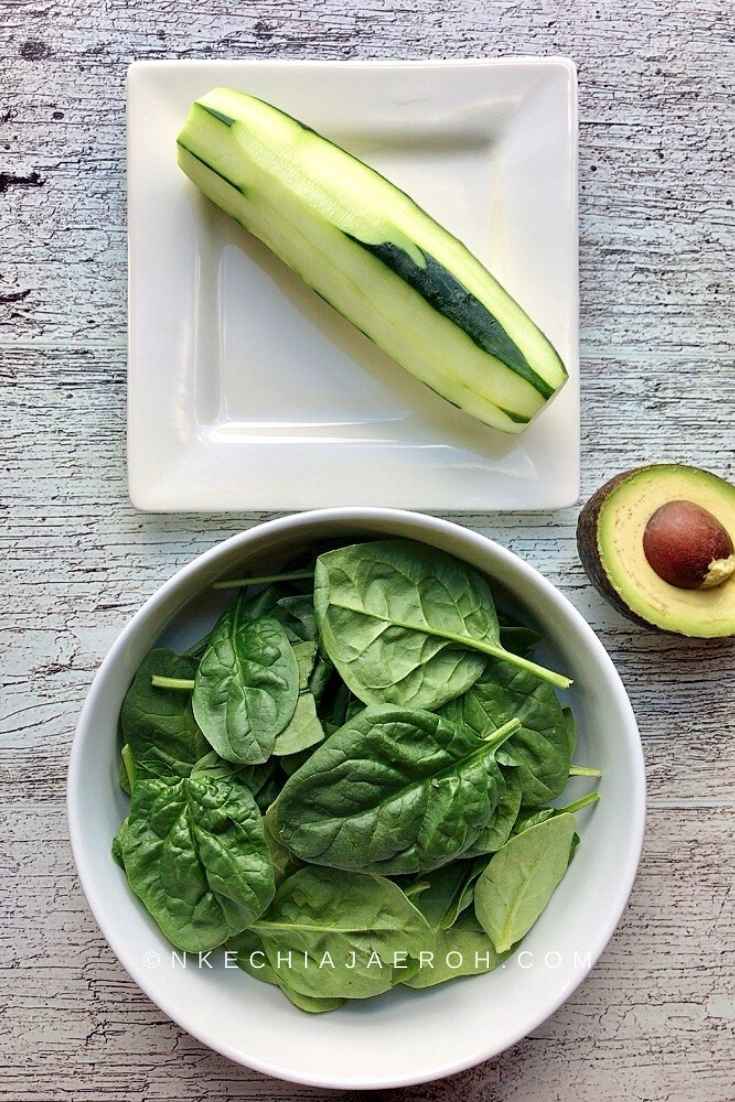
[1,1,734,1099]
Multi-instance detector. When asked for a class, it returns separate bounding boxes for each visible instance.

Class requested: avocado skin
[576,467,654,630]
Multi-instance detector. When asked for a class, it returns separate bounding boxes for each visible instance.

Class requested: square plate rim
[127,55,579,513]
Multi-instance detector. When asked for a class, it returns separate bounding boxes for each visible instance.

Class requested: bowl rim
[68,506,646,1090]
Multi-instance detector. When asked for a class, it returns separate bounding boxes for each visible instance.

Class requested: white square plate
[128,58,578,512]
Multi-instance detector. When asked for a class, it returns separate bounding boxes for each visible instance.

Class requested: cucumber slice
[177,88,568,433]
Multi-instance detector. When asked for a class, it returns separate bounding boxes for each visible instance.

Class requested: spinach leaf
[403,911,498,990]
[273,694,324,756]
[253,768,286,813]
[561,706,577,757]
[399,861,497,987]
[272,640,325,757]
[192,606,299,764]
[251,867,431,999]
[240,584,281,620]
[121,649,209,779]
[474,812,576,952]
[277,671,360,774]
[263,804,301,882]
[569,831,581,864]
[119,743,135,795]
[497,607,543,656]
[438,858,488,929]
[308,653,333,704]
[111,817,128,869]
[190,749,276,808]
[121,761,275,952]
[274,595,317,642]
[314,540,570,710]
[318,678,361,736]
[512,790,600,836]
[405,854,490,931]
[405,861,476,928]
[272,707,520,875]
[291,640,317,687]
[459,767,523,858]
[228,928,344,1013]
[279,746,315,776]
[442,659,573,808]
[314,541,488,710]
[240,586,317,644]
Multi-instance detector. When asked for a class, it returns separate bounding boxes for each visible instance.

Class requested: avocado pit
[642,499,735,591]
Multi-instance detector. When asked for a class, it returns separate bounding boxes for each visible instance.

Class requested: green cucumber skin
[201,105,235,127]
[177,141,245,195]
[349,238,554,400]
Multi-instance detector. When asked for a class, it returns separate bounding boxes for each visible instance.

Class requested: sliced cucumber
[177,88,567,433]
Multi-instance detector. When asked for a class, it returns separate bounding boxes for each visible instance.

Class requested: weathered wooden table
[2,2,734,1099]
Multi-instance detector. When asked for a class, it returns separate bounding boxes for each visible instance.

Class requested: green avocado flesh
[596,465,735,637]
[176,88,568,433]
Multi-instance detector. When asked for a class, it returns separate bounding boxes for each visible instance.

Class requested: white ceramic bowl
[68,509,645,1090]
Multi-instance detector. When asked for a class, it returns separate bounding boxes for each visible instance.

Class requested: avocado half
[577,464,735,637]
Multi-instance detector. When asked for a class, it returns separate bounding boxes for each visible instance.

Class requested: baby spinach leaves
[459,767,523,858]
[192,606,299,764]
[250,867,431,1000]
[406,860,481,931]
[272,707,520,875]
[273,594,317,642]
[227,928,344,1013]
[442,659,574,808]
[314,540,489,710]
[400,862,498,989]
[111,817,128,869]
[317,678,361,736]
[437,858,487,929]
[272,641,325,757]
[121,649,209,779]
[474,813,577,953]
[188,749,276,811]
[121,760,275,952]
[291,640,318,686]
[119,743,135,795]
[403,912,498,990]
[314,540,571,709]
[272,695,324,756]
[112,538,599,1013]
[512,790,600,836]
